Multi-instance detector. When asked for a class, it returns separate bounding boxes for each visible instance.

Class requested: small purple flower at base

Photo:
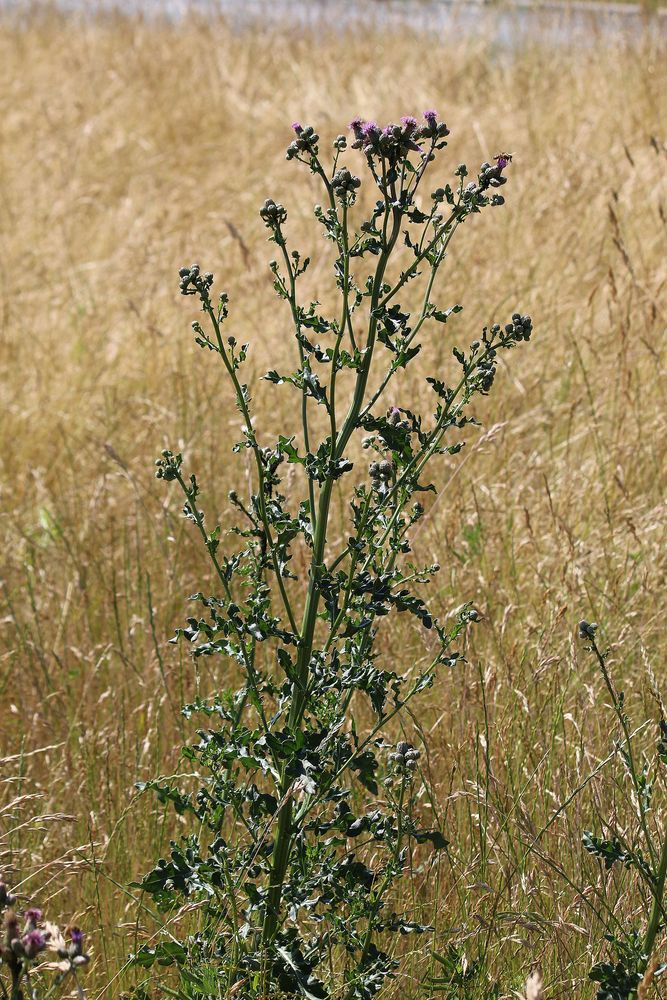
[67,925,85,957]
[24,908,42,930]
[21,929,47,960]
[493,152,513,174]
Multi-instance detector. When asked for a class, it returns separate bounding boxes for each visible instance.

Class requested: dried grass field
[1,5,667,997]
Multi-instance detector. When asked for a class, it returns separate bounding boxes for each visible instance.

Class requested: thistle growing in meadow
[135,110,533,999]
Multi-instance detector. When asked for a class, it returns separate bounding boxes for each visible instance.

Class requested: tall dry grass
[0,5,666,996]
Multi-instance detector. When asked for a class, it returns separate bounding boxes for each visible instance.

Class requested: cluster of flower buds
[259,198,288,230]
[486,313,532,346]
[155,449,183,482]
[349,110,448,167]
[369,459,394,487]
[578,619,598,640]
[286,123,320,160]
[331,167,361,203]
[475,357,497,394]
[468,314,532,393]
[479,154,512,191]
[483,314,533,354]
[178,264,214,302]
[389,741,421,777]
[506,313,532,342]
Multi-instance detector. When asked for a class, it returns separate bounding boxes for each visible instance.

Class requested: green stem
[278,240,318,531]
[174,470,272,740]
[357,776,407,970]
[261,204,403,949]
[328,202,351,449]
[10,966,21,1000]
[361,220,461,418]
[590,636,657,869]
[644,826,667,963]
[206,302,299,636]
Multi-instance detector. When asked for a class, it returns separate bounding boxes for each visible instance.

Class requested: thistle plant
[0,878,90,1000]
[133,112,533,999]
[579,622,667,1000]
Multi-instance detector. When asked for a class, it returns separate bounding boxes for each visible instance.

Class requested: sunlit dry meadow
[1,3,667,996]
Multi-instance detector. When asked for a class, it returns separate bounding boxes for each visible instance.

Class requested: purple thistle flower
[291,122,303,134]
[69,926,85,946]
[361,121,378,136]
[24,908,42,928]
[400,115,417,130]
[66,925,86,958]
[495,155,509,171]
[348,116,364,131]
[423,109,438,123]
[22,929,46,959]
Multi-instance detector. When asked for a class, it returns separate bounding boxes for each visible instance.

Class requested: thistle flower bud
[462,181,478,203]
[66,925,88,963]
[578,619,598,640]
[259,198,287,228]
[178,263,214,301]
[21,928,47,960]
[2,910,20,960]
[0,882,16,909]
[332,167,361,201]
[23,908,42,931]
[389,741,421,776]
